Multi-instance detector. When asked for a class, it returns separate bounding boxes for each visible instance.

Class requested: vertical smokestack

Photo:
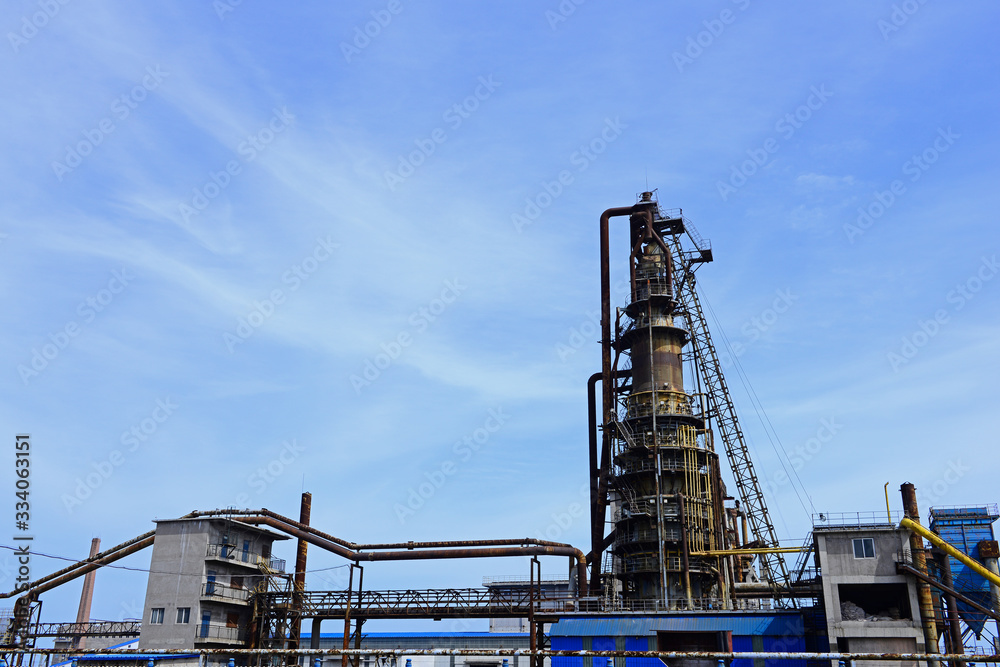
[900,483,940,662]
[73,538,101,650]
[287,492,311,660]
[295,492,311,592]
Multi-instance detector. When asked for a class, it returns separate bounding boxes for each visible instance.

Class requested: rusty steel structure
[28,620,141,638]
[590,192,790,608]
[1,507,587,667]
[598,194,725,607]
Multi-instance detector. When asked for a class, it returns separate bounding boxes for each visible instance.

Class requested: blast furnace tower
[589,192,783,611]
[609,194,724,608]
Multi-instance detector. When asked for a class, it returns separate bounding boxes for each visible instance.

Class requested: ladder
[667,231,793,597]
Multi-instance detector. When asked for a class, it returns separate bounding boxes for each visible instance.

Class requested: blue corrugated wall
[624,636,660,667]
[552,636,584,667]
[731,635,754,667]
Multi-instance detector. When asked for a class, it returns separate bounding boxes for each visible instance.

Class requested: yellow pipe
[885,482,891,519]
[900,517,1000,589]
[690,547,805,556]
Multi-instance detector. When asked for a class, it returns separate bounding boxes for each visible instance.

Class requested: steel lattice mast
[667,219,792,595]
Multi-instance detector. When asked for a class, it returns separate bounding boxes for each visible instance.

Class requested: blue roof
[50,640,141,667]
[550,613,804,637]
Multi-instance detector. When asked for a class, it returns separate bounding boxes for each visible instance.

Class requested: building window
[150,608,164,624]
[226,612,240,628]
[176,607,190,624]
[230,576,244,589]
[853,537,876,558]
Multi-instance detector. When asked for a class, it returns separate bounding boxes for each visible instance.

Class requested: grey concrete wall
[816,527,925,654]
[138,518,285,651]
[139,519,212,650]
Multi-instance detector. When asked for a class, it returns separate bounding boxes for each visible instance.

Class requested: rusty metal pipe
[288,492,311,658]
[897,562,1000,622]
[187,509,356,549]
[233,516,357,560]
[353,538,576,550]
[234,515,588,591]
[678,493,693,608]
[192,508,579,554]
[596,203,656,593]
[587,370,602,593]
[901,483,940,664]
[934,550,965,666]
[1,533,154,599]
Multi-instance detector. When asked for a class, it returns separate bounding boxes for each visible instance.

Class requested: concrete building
[812,514,924,662]
[137,517,288,662]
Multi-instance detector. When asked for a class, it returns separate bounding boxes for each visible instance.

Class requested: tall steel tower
[589,192,789,609]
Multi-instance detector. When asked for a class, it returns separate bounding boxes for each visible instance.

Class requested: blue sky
[1,0,998,629]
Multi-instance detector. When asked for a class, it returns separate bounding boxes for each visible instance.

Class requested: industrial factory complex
[3,195,999,667]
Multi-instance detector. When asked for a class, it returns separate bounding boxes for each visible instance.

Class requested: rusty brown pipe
[287,492,311,659]
[934,550,965,666]
[234,516,356,559]
[587,370,602,593]
[190,509,578,554]
[901,483,940,663]
[187,509,355,548]
[3,535,154,646]
[353,539,575,549]
[1,532,155,599]
[234,514,589,591]
[596,203,656,591]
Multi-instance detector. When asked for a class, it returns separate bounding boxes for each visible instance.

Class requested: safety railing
[206,543,266,567]
[195,624,243,643]
[202,583,250,603]
[812,511,899,528]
